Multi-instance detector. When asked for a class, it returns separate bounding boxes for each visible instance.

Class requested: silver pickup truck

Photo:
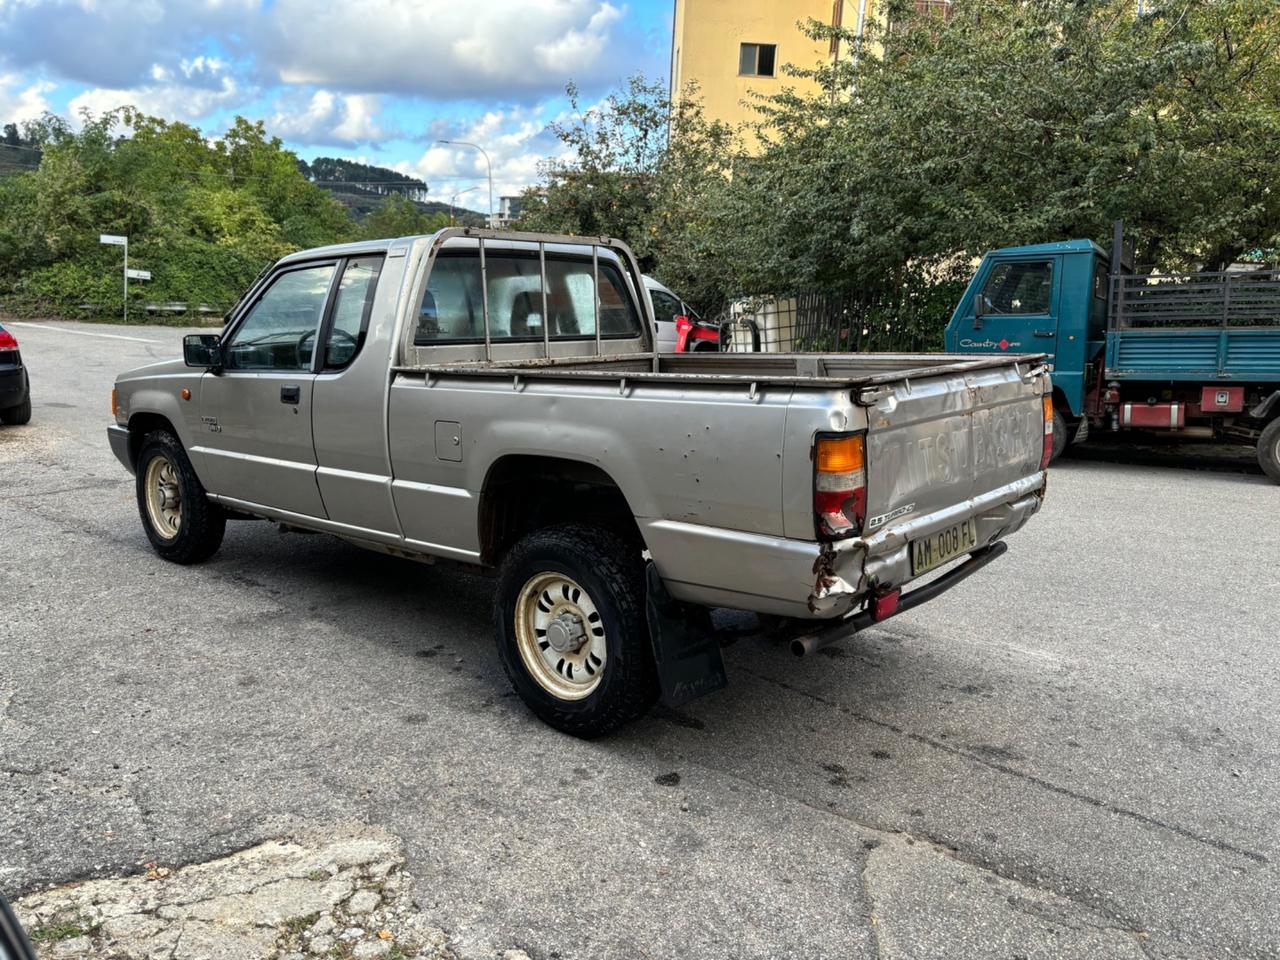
[108,229,1051,736]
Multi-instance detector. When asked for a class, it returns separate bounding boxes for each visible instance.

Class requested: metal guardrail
[1110,271,1280,329]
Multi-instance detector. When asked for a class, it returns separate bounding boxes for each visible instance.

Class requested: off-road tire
[494,523,659,738]
[135,430,226,564]
[1258,418,1280,485]
[0,395,31,425]
[1050,408,1070,462]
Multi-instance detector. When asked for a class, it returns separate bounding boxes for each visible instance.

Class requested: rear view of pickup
[108,229,1051,736]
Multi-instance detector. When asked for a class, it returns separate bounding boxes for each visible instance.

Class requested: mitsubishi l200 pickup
[108,229,1051,736]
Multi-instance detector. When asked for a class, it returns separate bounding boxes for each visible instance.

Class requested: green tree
[361,194,450,239]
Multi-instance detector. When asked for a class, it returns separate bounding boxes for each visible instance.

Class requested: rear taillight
[674,316,692,352]
[0,329,17,350]
[814,434,867,540]
[1040,394,1054,470]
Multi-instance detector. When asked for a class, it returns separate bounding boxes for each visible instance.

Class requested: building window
[738,43,776,78]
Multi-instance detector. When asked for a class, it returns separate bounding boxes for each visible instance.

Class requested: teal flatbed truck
[945,224,1280,483]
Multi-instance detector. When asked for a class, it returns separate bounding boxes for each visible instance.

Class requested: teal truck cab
[945,225,1280,483]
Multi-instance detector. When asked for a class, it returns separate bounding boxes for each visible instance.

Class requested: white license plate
[910,519,978,576]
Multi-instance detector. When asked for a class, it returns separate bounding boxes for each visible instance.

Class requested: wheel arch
[127,411,180,471]
[478,454,645,567]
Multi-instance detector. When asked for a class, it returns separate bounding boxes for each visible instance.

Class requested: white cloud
[0,73,54,123]
[267,90,390,147]
[66,64,240,124]
[263,0,631,99]
[406,105,572,207]
[0,0,257,89]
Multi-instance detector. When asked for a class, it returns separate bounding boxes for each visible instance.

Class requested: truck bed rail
[1111,271,1280,329]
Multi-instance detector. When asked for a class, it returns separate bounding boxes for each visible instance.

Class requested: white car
[644,276,718,353]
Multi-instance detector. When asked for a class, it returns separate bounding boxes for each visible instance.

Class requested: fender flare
[1250,390,1280,421]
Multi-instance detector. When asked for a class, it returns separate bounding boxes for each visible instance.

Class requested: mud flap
[645,562,728,708]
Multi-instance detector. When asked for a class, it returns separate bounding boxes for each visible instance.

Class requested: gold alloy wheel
[514,572,607,700]
[144,453,183,540]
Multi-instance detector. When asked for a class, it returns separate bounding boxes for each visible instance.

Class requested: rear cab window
[412,247,642,349]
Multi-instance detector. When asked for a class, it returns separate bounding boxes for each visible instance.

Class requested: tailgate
[861,362,1047,538]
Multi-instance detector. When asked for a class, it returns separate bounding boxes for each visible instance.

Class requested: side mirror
[184,334,222,369]
[0,892,37,960]
[973,293,988,329]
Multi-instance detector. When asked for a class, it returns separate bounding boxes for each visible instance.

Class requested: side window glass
[650,290,683,324]
[1093,263,1110,301]
[224,264,335,370]
[980,260,1054,315]
[415,254,482,343]
[325,256,383,369]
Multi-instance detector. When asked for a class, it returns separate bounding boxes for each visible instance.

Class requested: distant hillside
[300,156,486,227]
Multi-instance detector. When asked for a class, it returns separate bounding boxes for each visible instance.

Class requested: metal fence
[714,289,959,354]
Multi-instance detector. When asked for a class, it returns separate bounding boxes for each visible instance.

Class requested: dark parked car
[0,322,31,425]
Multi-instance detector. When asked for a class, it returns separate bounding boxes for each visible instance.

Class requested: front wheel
[1258,419,1280,484]
[135,430,226,563]
[494,524,659,737]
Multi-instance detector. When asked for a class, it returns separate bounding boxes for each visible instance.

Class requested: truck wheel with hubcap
[135,430,226,563]
[494,523,659,738]
[1258,419,1280,484]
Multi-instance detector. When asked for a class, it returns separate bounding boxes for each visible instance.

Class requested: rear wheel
[1050,408,1070,462]
[1258,419,1280,484]
[135,430,226,563]
[0,395,31,425]
[494,523,659,737]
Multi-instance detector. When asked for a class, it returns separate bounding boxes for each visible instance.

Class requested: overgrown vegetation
[519,0,1280,344]
[0,110,463,321]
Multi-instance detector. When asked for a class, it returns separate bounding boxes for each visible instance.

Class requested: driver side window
[224,263,336,370]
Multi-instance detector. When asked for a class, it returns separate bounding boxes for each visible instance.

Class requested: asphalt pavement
[2,319,1278,960]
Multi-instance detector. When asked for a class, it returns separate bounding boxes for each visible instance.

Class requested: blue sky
[0,0,674,212]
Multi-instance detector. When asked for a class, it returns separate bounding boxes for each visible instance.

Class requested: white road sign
[126,269,151,281]
[99,234,127,246]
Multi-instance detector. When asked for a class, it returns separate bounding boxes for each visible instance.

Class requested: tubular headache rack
[420,227,659,371]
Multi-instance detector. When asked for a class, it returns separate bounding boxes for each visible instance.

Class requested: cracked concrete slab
[14,823,465,959]
[862,836,1148,960]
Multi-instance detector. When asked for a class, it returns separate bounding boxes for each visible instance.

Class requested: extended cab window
[223,263,336,370]
[414,251,641,343]
[324,256,383,369]
[980,260,1054,315]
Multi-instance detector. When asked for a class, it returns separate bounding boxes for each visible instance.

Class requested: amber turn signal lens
[816,435,865,473]
[181,388,191,401]
[1043,394,1054,423]
[111,388,117,417]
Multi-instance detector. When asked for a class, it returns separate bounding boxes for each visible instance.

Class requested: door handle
[280,385,300,404]
[1033,330,1056,338]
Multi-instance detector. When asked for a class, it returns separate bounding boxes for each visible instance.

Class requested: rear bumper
[0,366,27,409]
[645,471,1045,620]
[107,424,134,474]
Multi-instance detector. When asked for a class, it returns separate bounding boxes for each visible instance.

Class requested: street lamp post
[438,140,493,229]
[449,186,478,226]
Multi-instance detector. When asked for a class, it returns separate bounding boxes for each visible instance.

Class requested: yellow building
[670,0,878,135]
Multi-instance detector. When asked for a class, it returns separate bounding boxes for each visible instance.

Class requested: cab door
[953,256,1061,360]
[194,261,338,518]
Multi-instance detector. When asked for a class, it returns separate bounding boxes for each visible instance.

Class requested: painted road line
[3,321,160,344]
